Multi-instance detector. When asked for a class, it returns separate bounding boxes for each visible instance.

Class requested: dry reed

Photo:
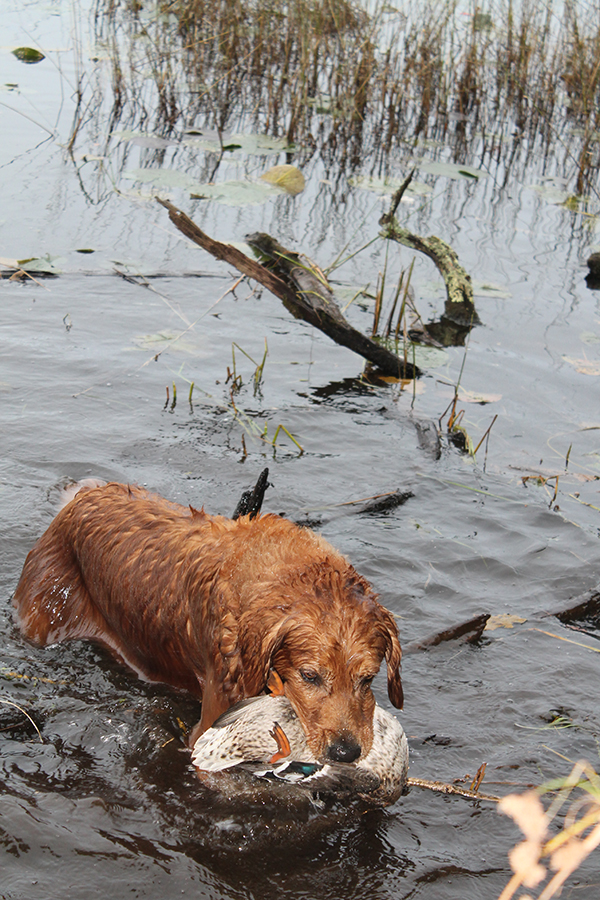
[88,0,600,191]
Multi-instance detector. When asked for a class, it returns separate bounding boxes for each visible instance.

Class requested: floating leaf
[472,281,512,299]
[563,356,600,375]
[185,133,294,155]
[230,133,295,154]
[349,175,432,196]
[112,129,144,141]
[580,332,600,345]
[113,131,176,149]
[410,345,449,369]
[0,254,63,275]
[76,248,96,254]
[227,241,258,257]
[260,164,305,196]
[123,168,198,189]
[128,135,175,149]
[190,179,283,206]
[334,285,372,308]
[485,615,527,631]
[12,47,45,64]
[419,160,488,180]
[528,182,571,205]
[183,137,225,153]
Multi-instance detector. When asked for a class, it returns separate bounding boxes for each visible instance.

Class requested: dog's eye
[300,669,322,686]
[358,675,374,692]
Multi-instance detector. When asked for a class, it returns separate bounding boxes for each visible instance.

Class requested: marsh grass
[90,0,600,192]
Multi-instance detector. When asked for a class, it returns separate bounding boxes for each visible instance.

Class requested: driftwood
[355,489,413,515]
[380,172,479,327]
[158,199,419,379]
[547,590,600,635]
[403,613,490,655]
[232,468,271,520]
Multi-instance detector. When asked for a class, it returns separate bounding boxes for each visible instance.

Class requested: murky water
[2,1,600,898]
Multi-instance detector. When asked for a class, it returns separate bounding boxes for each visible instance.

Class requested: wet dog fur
[13,481,403,762]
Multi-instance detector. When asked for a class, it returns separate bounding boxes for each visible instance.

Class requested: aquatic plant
[498,760,600,900]
[89,0,600,192]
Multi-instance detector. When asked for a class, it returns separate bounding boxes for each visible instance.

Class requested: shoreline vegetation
[89,0,600,196]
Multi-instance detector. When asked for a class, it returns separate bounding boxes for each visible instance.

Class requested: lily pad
[409,344,449,369]
[528,182,571,205]
[183,137,227,153]
[334,285,372,307]
[419,160,488,180]
[190,180,283,206]
[231,133,295,153]
[260,164,305,196]
[128,135,176,149]
[184,132,294,155]
[12,47,45,64]
[123,168,198,189]
[349,175,432,196]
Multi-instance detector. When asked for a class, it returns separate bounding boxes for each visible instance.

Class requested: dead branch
[158,199,419,379]
[407,776,499,803]
[379,187,479,327]
[403,613,490,654]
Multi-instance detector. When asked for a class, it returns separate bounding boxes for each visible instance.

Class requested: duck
[191,694,409,806]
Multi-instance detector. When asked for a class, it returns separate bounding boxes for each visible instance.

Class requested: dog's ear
[378,607,403,709]
[239,610,291,696]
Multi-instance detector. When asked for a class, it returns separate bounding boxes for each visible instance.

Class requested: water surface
[1,1,600,897]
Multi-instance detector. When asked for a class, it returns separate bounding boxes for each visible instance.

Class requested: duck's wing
[191,696,309,772]
[209,696,272,729]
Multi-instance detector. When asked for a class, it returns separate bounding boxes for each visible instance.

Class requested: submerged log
[158,199,419,379]
[403,613,490,655]
[547,590,600,631]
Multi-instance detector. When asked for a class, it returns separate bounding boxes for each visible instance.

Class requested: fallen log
[380,172,479,328]
[158,198,419,379]
[546,589,600,635]
[403,613,490,655]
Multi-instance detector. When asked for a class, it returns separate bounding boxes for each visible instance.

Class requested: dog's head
[241,561,402,762]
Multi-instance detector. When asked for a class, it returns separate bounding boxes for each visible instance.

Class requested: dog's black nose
[327,737,361,763]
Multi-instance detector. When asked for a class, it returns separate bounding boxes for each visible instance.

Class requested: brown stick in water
[158,199,419,379]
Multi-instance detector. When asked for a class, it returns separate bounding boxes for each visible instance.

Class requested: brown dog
[13,482,403,762]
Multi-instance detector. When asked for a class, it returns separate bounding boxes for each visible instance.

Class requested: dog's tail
[59,478,106,511]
